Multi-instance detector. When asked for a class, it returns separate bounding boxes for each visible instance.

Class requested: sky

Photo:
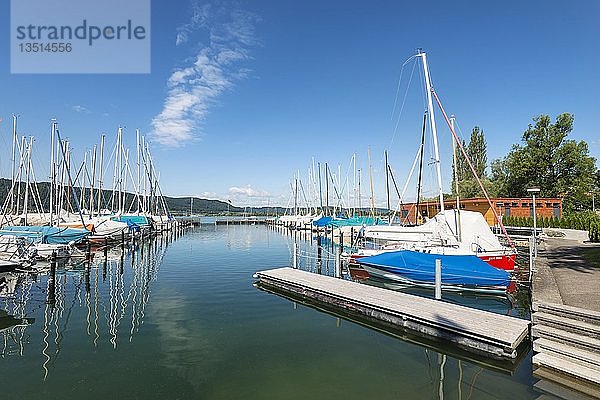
[1,0,599,208]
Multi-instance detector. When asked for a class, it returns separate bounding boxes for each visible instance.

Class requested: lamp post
[527,187,541,257]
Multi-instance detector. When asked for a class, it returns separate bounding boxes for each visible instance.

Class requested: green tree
[452,126,493,198]
[490,113,597,213]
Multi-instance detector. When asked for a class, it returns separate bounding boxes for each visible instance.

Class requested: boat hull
[357,250,512,294]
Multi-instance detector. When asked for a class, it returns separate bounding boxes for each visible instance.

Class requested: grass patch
[583,248,600,268]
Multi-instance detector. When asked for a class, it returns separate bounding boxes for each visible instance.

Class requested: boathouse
[398,197,563,226]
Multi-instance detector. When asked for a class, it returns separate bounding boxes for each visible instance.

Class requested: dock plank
[255,267,530,358]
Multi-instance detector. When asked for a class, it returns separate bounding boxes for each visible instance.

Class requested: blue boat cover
[312,216,333,227]
[0,226,90,244]
[357,250,510,288]
[112,215,150,227]
[312,216,384,228]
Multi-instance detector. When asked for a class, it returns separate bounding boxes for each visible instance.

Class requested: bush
[502,211,600,235]
[590,222,600,243]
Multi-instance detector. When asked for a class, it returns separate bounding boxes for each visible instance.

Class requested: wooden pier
[254,267,530,359]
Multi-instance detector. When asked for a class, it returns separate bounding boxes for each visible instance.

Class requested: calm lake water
[0,224,540,399]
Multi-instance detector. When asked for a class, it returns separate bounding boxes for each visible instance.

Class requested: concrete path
[535,237,600,312]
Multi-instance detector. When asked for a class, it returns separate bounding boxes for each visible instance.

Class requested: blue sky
[1,0,599,207]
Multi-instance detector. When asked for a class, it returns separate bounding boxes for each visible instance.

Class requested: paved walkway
[533,236,600,312]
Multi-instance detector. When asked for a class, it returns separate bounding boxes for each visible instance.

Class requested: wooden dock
[254,267,530,359]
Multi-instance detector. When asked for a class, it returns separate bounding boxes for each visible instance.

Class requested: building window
[553,204,561,218]
[505,205,511,217]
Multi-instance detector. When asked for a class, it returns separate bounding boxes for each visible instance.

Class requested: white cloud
[71,105,90,113]
[228,185,271,198]
[151,2,259,147]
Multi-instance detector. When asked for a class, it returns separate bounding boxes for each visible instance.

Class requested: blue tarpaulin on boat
[312,216,385,227]
[0,226,90,244]
[312,216,333,227]
[112,215,150,227]
[357,250,510,288]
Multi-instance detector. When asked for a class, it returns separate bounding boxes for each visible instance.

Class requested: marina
[0,224,543,399]
[2,2,599,398]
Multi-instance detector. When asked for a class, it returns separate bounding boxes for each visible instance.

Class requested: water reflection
[0,231,176,381]
[0,272,34,358]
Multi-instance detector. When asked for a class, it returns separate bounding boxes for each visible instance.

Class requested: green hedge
[502,212,600,242]
[590,222,600,243]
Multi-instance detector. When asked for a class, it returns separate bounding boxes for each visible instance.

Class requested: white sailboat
[359,50,516,271]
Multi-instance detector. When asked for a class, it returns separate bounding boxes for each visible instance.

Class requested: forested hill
[0,178,288,215]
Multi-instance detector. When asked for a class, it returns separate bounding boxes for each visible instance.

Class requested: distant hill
[0,178,288,216]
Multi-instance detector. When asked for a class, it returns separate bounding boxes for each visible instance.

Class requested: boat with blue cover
[313,215,385,228]
[111,215,151,232]
[0,226,90,245]
[356,250,513,294]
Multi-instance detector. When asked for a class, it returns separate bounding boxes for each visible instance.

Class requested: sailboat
[357,250,513,294]
[352,50,515,292]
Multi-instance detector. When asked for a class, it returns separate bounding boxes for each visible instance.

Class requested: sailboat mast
[357,168,362,215]
[416,111,427,223]
[317,162,323,213]
[385,150,390,222]
[418,50,444,212]
[16,136,26,217]
[89,145,97,217]
[368,146,375,219]
[451,115,462,241]
[325,162,329,216]
[23,137,33,225]
[79,152,87,214]
[49,120,56,225]
[294,175,298,215]
[10,115,18,214]
[136,129,141,214]
[96,134,105,216]
[353,153,357,216]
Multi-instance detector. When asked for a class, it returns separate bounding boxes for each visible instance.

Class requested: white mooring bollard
[435,259,442,300]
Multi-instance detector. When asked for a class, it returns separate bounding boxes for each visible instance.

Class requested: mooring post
[104,237,108,260]
[435,259,442,300]
[350,227,354,248]
[121,231,125,251]
[317,231,322,267]
[293,233,298,269]
[335,236,342,278]
[331,228,334,252]
[339,231,344,255]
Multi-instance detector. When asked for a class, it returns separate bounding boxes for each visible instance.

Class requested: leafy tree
[467,126,487,178]
[491,113,597,213]
[451,126,493,198]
